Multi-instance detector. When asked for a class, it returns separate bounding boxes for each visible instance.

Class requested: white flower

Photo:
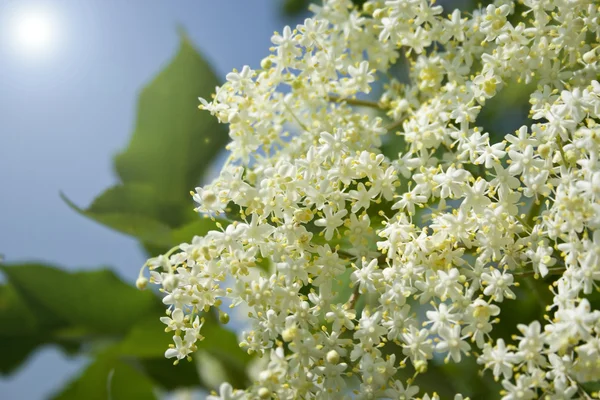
[481,269,515,302]
[425,303,458,333]
[436,325,470,362]
[164,329,198,361]
[314,206,347,240]
[433,166,471,199]
[139,0,600,397]
[351,258,382,294]
[207,383,246,400]
[346,61,375,94]
[401,326,434,364]
[500,375,536,400]
[478,339,516,380]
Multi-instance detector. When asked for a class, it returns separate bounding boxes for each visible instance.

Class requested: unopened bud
[258,387,271,399]
[564,149,578,164]
[261,58,273,70]
[583,49,597,64]
[326,350,340,364]
[281,326,297,342]
[414,360,428,374]
[136,276,148,290]
[219,310,230,324]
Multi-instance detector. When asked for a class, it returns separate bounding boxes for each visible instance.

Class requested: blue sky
[0,0,303,397]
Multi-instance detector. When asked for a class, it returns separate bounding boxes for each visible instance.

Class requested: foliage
[60,33,229,256]
[1,32,245,398]
[4,0,599,399]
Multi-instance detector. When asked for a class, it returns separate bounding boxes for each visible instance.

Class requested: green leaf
[381,132,407,160]
[0,335,43,375]
[476,81,536,144]
[61,192,175,248]
[491,285,545,342]
[61,33,229,256]
[118,316,171,358]
[0,281,85,375]
[0,284,55,375]
[197,324,251,389]
[119,314,251,366]
[79,214,173,247]
[438,355,500,398]
[171,217,228,244]
[198,323,251,366]
[282,0,310,15]
[0,284,38,335]
[118,314,251,389]
[53,355,156,400]
[582,380,600,394]
[1,264,160,335]
[86,184,161,216]
[63,190,224,250]
[109,361,157,400]
[113,32,228,203]
[86,184,198,228]
[139,357,202,391]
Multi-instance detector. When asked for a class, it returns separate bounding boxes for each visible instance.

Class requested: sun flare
[9,7,59,57]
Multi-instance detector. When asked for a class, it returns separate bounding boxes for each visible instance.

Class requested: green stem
[525,198,543,228]
[336,249,357,261]
[513,266,566,277]
[577,383,593,400]
[522,275,547,309]
[346,285,360,310]
[556,136,568,166]
[327,95,384,109]
[385,119,404,133]
[283,102,310,132]
[514,213,533,233]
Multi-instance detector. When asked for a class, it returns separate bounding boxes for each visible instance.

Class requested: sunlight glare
[10,8,59,57]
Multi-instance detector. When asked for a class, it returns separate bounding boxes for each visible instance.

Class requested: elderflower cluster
[139,0,600,398]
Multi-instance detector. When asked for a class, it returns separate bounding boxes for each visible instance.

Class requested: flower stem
[385,119,404,132]
[525,198,543,228]
[327,95,384,109]
[346,286,361,310]
[513,266,566,277]
[514,213,533,233]
[283,102,310,132]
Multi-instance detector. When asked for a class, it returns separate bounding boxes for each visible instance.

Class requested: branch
[336,249,357,260]
[385,118,404,132]
[513,267,567,277]
[327,95,384,109]
[283,102,310,132]
[346,285,361,310]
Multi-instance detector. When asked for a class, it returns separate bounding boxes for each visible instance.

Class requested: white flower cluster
[139,0,600,398]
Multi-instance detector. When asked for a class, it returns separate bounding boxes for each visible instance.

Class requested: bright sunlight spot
[9,7,59,57]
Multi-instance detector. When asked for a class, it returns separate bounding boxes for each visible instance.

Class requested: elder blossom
[138,0,600,398]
